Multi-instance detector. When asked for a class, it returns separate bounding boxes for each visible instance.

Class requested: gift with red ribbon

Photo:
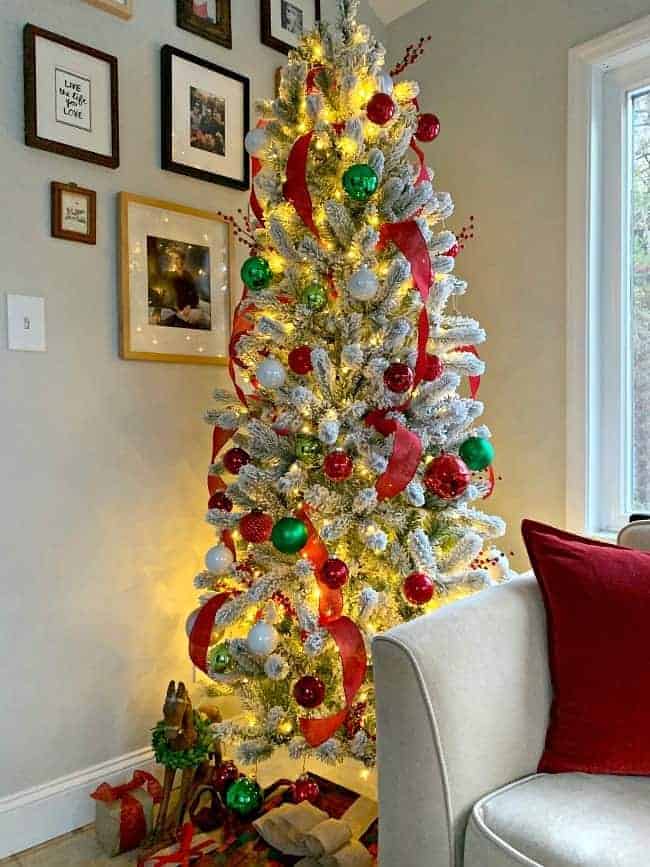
[138,823,219,867]
[91,770,163,856]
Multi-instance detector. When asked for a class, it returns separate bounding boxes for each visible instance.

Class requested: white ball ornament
[376,71,394,95]
[247,621,279,656]
[244,128,268,158]
[348,266,379,301]
[256,357,286,389]
[205,544,234,574]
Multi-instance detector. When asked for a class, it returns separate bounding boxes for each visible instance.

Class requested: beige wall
[0,0,384,801]
[388,0,650,570]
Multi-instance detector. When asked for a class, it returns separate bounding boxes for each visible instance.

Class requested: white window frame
[567,14,650,536]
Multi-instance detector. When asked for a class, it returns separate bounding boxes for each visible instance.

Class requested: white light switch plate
[7,294,46,352]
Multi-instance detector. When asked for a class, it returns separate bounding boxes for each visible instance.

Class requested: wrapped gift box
[90,770,162,856]
[138,824,220,866]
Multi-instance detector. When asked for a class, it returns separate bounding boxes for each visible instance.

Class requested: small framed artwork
[51,182,97,244]
[161,46,249,190]
[177,0,232,49]
[261,0,321,55]
[82,0,133,19]
[119,192,232,365]
[23,24,119,168]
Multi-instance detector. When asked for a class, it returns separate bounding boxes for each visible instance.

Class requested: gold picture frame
[119,192,232,365]
[82,0,133,19]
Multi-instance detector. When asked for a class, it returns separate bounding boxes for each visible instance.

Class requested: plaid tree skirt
[200,775,378,865]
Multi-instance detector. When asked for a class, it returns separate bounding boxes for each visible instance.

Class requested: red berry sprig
[215,208,257,252]
[390,35,432,78]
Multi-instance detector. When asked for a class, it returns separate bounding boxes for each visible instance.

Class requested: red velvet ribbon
[250,156,264,225]
[228,294,256,407]
[456,344,481,398]
[365,409,423,500]
[484,465,496,499]
[284,132,320,238]
[410,137,429,185]
[306,64,325,93]
[148,823,214,866]
[189,591,237,674]
[297,506,343,624]
[299,616,367,747]
[207,424,236,498]
[378,220,433,387]
[91,771,162,853]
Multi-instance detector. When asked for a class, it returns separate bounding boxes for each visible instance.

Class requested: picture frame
[51,181,97,244]
[161,46,249,190]
[119,192,232,365]
[177,0,232,49]
[261,0,321,55]
[23,24,119,169]
[82,0,133,20]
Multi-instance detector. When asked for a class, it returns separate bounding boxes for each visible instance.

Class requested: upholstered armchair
[373,521,650,866]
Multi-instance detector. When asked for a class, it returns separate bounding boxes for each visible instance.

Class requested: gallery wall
[0,0,385,812]
[388,0,650,568]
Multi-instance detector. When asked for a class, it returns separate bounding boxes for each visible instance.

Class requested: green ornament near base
[241,256,272,292]
[299,283,328,311]
[208,642,231,674]
[342,164,379,201]
[225,776,263,817]
[271,517,309,554]
[459,436,495,471]
[295,434,323,467]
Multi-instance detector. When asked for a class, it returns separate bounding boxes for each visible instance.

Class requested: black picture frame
[176,0,232,49]
[261,0,321,55]
[161,45,250,191]
[23,24,119,169]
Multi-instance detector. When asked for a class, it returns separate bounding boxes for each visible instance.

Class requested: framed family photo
[177,0,232,49]
[23,24,119,168]
[161,46,249,190]
[51,181,97,244]
[119,193,232,365]
[261,0,321,55]
[82,0,133,19]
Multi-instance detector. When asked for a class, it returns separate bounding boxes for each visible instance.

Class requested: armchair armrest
[373,575,551,866]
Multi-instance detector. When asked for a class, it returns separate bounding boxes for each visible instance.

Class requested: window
[567,16,650,535]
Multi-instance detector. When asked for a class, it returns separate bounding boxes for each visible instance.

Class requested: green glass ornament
[342,164,379,202]
[459,436,495,471]
[271,517,309,554]
[241,256,272,292]
[208,642,231,674]
[299,283,328,311]
[225,776,263,817]
[295,433,323,467]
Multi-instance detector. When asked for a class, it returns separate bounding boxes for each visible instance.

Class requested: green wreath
[151,711,213,770]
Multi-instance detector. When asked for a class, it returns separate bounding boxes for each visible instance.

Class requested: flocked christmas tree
[187,0,512,775]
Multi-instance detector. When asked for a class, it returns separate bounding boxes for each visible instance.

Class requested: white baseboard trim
[0,746,156,859]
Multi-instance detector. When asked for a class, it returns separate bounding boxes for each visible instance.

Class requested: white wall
[0,0,384,813]
[388,0,650,569]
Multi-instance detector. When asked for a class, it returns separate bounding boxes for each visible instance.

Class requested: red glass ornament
[288,345,313,375]
[384,362,414,394]
[208,491,233,512]
[403,571,435,605]
[321,557,349,589]
[423,354,444,382]
[293,675,325,709]
[292,776,321,804]
[367,92,396,125]
[424,454,471,499]
[445,242,460,258]
[416,112,441,142]
[212,761,239,794]
[240,511,274,544]
[323,450,353,482]
[223,448,251,475]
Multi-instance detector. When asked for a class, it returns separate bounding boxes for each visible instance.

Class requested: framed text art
[23,24,119,168]
[177,0,232,49]
[119,193,232,365]
[261,0,321,55]
[51,181,97,244]
[82,0,133,19]
[161,45,249,190]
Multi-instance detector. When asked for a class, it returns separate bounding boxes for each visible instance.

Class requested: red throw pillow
[522,519,650,775]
